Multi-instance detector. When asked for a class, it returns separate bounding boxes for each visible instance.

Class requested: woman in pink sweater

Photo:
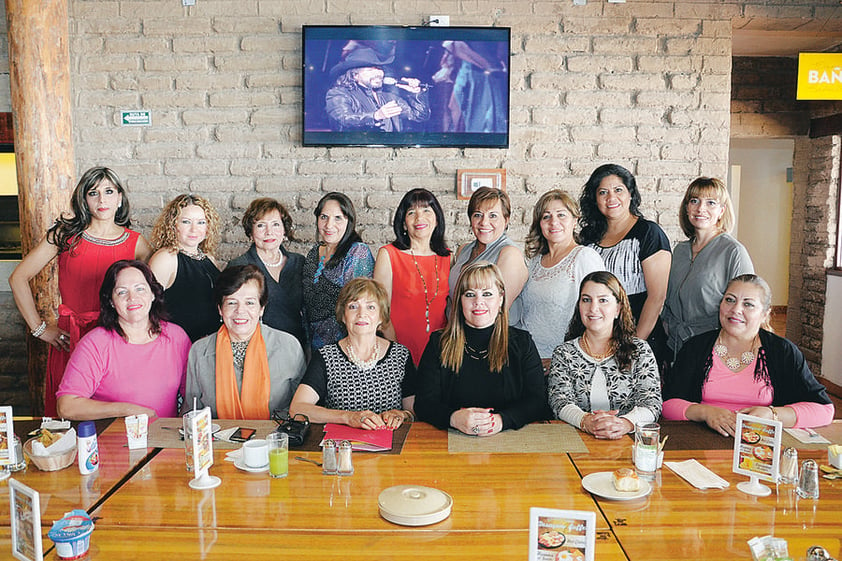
[662,274,834,436]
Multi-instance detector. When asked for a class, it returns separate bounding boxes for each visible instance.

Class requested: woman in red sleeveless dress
[9,167,151,415]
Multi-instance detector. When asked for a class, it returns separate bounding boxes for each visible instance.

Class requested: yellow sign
[797,53,842,100]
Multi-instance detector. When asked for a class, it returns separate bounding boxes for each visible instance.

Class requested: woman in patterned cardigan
[547,271,662,439]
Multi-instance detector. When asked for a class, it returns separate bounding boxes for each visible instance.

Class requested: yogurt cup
[48,509,95,560]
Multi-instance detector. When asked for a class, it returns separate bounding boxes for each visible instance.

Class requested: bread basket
[24,437,77,471]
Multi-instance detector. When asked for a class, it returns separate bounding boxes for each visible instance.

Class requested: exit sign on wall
[120,110,152,126]
[797,53,842,100]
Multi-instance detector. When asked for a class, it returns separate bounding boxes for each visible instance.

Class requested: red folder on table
[323,423,393,452]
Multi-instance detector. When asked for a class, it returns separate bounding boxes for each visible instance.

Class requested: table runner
[447,421,588,454]
[148,417,410,454]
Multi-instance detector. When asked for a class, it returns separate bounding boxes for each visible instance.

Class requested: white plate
[234,459,269,473]
[581,472,652,501]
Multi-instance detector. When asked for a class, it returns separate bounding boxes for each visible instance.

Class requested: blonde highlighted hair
[440,261,509,373]
[678,177,734,238]
[151,194,221,254]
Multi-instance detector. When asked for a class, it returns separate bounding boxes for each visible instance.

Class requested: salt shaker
[779,447,798,484]
[337,440,354,476]
[322,439,338,475]
[796,459,820,499]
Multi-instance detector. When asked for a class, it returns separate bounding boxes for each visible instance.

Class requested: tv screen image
[302,25,511,148]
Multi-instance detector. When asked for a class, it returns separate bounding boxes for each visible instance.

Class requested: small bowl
[48,509,95,560]
[24,437,77,472]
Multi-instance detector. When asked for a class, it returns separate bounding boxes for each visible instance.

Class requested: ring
[361,416,369,423]
[471,426,480,434]
[59,335,67,341]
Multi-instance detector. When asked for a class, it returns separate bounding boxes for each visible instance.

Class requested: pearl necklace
[260,252,283,268]
[580,333,614,360]
[345,340,380,370]
[409,248,440,333]
[714,334,757,371]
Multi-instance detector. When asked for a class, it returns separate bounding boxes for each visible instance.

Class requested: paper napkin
[665,459,730,489]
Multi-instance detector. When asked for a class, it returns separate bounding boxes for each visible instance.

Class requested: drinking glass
[267,432,289,479]
[634,422,660,478]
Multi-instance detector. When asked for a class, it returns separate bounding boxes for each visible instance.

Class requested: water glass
[183,410,200,472]
[796,459,820,499]
[634,422,660,478]
[267,432,289,479]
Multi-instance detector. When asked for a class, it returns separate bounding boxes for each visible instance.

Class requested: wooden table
[4,419,841,560]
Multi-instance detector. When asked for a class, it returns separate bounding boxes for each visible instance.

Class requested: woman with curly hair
[149,194,222,342]
[579,164,670,366]
[9,167,151,415]
[547,271,662,439]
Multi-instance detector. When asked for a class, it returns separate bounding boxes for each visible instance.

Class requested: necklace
[580,332,614,360]
[260,252,283,268]
[345,339,380,370]
[410,248,440,333]
[464,341,489,360]
[179,247,206,261]
[714,334,757,371]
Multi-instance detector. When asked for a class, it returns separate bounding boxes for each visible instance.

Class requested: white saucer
[581,472,652,501]
[234,459,269,473]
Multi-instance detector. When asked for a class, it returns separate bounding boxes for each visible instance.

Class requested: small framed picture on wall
[457,169,506,200]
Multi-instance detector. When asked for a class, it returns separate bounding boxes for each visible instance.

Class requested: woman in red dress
[9,167,151,415]
[374,189,451,365]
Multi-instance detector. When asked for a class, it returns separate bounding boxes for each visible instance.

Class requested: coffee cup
[242,439,269,468]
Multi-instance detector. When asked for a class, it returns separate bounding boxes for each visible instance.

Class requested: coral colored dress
[45,229,141,416]
[382,244,450,366]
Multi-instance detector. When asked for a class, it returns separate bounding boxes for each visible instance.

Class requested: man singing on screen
[325,47,430,132]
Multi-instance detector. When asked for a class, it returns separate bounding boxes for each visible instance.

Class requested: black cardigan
[663,329,832,407]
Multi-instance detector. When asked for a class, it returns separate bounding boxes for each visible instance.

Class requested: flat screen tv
[302,25,510,148]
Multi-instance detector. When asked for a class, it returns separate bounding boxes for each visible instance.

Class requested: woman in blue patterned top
[302,192,374,350]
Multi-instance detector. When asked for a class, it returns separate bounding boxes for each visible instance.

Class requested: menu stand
[187,407,221,490]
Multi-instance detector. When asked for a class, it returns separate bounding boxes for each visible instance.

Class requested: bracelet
[31,321,47,338]
[769,406,779,421]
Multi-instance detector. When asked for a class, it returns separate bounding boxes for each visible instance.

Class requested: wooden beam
[809,113,842,138]
[6,0,75,415]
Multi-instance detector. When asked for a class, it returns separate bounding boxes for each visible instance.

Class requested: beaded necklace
[179,247,206,261]
[345,339,381,370]
[409,248,440,333]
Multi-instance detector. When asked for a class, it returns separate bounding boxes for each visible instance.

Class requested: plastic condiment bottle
[77,421,100,475]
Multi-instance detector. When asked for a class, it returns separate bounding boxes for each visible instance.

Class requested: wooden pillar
[6,0,75,415]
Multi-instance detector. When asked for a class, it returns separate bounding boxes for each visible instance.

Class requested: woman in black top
[228,198,306,348]
[415,261,547,436]
[149,194,221,342]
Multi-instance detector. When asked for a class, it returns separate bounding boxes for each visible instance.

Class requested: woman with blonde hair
[517,189,604,366]
[149,194,222,342]
[416,261,546,436]
[661,177,754,359]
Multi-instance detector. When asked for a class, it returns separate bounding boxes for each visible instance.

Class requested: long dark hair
[47,167,132,253]
[565,271,638,371]
[391,188,450,257]
[578,164,643,245]
[314,192,363,268]
[99,260,167,340]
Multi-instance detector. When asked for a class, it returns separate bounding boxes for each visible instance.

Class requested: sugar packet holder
[125,414,148,449]
[748,535,791,561]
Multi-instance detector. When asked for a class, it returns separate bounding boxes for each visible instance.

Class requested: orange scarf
[214,324,271,420]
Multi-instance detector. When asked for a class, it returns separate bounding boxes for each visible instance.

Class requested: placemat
[447,421,588,454]
[148,418,411,455]
[782,419,842,451]
[658,420,734,451]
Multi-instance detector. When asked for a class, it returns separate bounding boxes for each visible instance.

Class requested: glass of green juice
[267,432,289,478]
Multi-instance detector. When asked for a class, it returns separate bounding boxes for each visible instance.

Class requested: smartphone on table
[230,427,256,442]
